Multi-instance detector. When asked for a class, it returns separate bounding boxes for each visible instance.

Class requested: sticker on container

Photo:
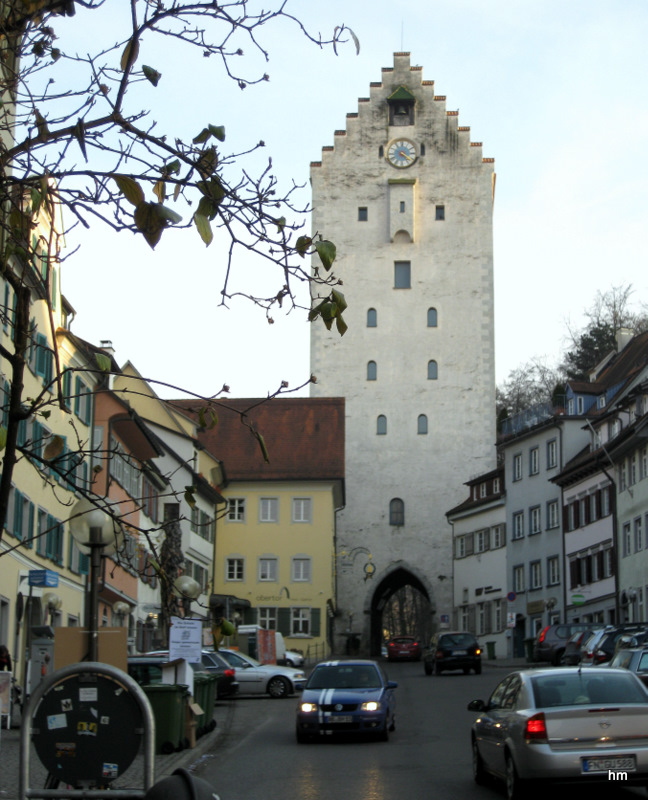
[79,687,98,703]
[61,699,73,712]
[102,763,119,779]
[100,716,110,725]
[56,743,76,758]
[77,721,98,736]
[47,714,67,730]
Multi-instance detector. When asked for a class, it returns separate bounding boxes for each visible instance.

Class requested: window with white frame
[491,525,505,549]
[227,498,246,522]
[475,529,489,553]
[479,483,487,498]
[546,500,559,530]
[623,522,632,557]
[493,477,501,493]
[603,548,614,578]
[530,561,542,590]
[460,606,470,630]
[529,506,541,535]
[547,439,557,469]
[630,454,637,486]
[494,599,503,632]
[513,453,522,481]
[292,557,312,582]
[226,557,244,580]
[635,517,643,553]
[259,497,279,523]
[589,493,598,523]
[547,555,560,586]
[641,446,648,480]
[292,497,312,523]
[513,565,525,593]
[258,557,278,581]
[455,536,466,558]
[291,607,311,636]
[620,462,627,492]
[512,511,524,540]
[257,607,277,629]
[529,446,539,475]
[601,486,611,517]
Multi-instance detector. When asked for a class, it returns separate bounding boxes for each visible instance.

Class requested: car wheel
[267,676,290,698]
[552,649,565,666]
[424,661,432,675]
[505,753,527,800]
[472,738,487,785]
[463,667,470,675]
[474,663,482,675]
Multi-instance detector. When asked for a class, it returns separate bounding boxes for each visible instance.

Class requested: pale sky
[57,1,648,399]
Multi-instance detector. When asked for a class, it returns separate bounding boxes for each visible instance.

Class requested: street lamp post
[69,498,121,662]
[173,575,202,618]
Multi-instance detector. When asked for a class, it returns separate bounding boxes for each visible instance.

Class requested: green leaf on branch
[0,425,6,452]
[142,65,161,86]
[134,202,165,249]
[154,204,182,224]
[73,118,87,161]
[34,109,49,140]
[120,37,140,72]
[296,235,312,257]
[193,124,225,145]
[275,216,286,232]
[95,353,112,372]
[331,289,347,313]
[113,175,145,207]
[44,435,64,460]
[336,313,348,336]
[184,485,197,507]
[194,213,213,246]
[315,239,336,271]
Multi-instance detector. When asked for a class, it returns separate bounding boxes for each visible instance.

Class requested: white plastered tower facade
[310,53,496,655]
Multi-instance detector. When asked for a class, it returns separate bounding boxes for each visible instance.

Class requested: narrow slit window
[367,361,377,381]
[358,207,368,222]
[427,360,438,380]
[377,415,387,435]
[435,205,445,221]
[418,414,428,435]
[427,308,438,327]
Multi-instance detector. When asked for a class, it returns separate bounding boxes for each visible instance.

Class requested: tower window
[377,415,387,435]
[399,201,405,213]
[389,498,405,526]
[358,207,368,221]
[378,145,384,158]
[417,414,428,435]
[420,143,426,156]
[435,205,445,221]
[427,308,438,327]
[367,308,377,327]
[427,360,438,380]
[394,261,411,289]
[367,361,377,381]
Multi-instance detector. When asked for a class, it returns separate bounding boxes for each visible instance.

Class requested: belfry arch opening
[369,567,434,657]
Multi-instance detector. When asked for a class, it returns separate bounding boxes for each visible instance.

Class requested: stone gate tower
[310,53,496,655]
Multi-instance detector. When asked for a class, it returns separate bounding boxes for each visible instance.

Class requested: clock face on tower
[386,139,417,168]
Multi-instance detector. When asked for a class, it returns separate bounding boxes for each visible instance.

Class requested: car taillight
[224,669,235,678]
[435,650,444,659]
[594,650,607,663]
[525,713,548,742]
[538,626,550,644]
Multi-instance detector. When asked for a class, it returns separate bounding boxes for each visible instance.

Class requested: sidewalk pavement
[0,700,232,800]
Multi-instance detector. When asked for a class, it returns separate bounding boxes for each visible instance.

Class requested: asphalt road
[192,660,648,800]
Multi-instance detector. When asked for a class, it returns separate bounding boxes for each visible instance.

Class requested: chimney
[616,328,634,352]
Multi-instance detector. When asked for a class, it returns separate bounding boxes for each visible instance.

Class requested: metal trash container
[486,641,496,660]
[142,683,188,754]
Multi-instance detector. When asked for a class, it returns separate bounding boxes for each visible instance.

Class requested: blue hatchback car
[296,659,397,742]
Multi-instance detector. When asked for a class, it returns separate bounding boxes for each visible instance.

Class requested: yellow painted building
[173,397,345,661]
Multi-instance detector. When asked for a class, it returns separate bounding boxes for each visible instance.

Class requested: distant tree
[496,357,563,419]
[562,285,648,380]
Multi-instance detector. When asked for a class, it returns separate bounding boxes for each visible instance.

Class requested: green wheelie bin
[142,683,189,754]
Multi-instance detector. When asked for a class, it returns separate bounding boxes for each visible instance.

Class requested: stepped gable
[170,397,345,483]
[311,51,493,168]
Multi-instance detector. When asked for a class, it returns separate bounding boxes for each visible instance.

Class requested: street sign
[507,591,516,602]
[571,594,586,606]
[507,612,516,629]
[28,570,59,587]
[169,616,202,663]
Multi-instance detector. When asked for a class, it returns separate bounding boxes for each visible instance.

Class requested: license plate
[453,650,467,655]
[327,716,352,724]
[581,755,636,774]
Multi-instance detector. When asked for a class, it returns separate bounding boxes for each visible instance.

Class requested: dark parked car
[532,623,591,665]
[128,650,238,698]
[563,628,600,666]
[468,667,648,799]
[609,647,648,687]
[296,659,397,742]
[424,631,481,675]
[582,625,648,665]
[386,635,421,661]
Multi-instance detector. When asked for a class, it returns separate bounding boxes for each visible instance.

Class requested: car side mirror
[467,699,486,712]
[387,681,398,689]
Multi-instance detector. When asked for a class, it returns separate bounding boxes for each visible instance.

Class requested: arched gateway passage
[368,567,434,657]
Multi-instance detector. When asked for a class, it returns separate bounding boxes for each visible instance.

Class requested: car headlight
[300,702,318,713]
[361,701,381,712]
[294,672,305,679]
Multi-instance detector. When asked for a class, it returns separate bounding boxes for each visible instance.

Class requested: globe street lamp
[113,601,130,626]
[43,592,62,626]
[173,575,201,617]
[69,498,121,661]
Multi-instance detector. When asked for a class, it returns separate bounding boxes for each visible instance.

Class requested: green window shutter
[311,608,321,637]
[80,552,89,575]
[26,502,35,548]
[17,418,26,446]
[62,369,72,409]
[46,514,56,558]
[277,608,291,636]
[13,490,23,539]
[2,380,9,427]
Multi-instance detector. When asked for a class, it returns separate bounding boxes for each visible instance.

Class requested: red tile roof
[170,397,345,483]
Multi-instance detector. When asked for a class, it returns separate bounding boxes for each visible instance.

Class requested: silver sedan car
[468,667,648,800]
[218,648,306,698]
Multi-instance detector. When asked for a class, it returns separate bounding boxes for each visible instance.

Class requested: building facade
[309,52,497,654]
